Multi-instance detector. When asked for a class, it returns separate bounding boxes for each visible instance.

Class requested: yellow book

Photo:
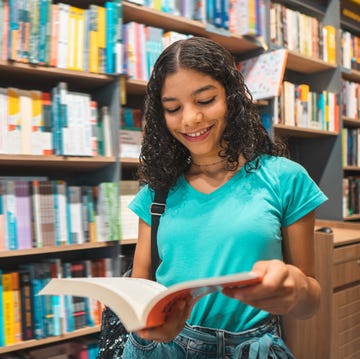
[12,272,22,343]
[2,272,15,345]
[30,90,44,155]
[89,5,99,73]
[324,25,336,65]
[97,6,106,73]
[67,6,77,70]
[7,88,21,154]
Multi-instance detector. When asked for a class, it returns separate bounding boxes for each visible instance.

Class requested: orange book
[40,272,261,332]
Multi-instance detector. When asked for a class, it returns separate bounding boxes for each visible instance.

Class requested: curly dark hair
[137,36,287,191]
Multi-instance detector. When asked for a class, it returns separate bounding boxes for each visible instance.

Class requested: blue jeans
[121,316,295,358]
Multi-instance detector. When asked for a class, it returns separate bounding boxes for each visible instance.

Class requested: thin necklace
[192,158,226,167]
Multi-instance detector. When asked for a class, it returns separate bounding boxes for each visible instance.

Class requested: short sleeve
[128,185,154,225]
[279,158,328,227]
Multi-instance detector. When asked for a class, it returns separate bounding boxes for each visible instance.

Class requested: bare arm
[223,211,321,320]
[131,219,152,279]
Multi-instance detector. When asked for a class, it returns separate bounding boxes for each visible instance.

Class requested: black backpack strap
[150,189,169,281]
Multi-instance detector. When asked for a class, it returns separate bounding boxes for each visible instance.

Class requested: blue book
[105,1,115,73]
[38,0,50,65]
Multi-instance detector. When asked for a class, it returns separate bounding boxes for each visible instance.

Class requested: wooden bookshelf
[0,326,100,355]
[123,1,262,55]
[0,242,119,258]
[273,124,338,137]
[287,50,337,73]
[0,155,116,171]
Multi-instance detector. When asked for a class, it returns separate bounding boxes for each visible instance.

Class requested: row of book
[342,80,360,120]
[270,2,336,64]
[0,257,113,347]
[0,0,123,74]
[0,0,268,76]
[129,0,266,37]
[343,176,360,218]
[341,30,360,71]
[275,81,339,132]
[0,82,113,157]
[342,128,360,168]
[0,179,121,251]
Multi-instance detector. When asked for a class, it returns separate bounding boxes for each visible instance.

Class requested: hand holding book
[39,272,262,331]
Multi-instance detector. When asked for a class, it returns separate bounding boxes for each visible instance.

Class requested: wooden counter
[283,220,360,359]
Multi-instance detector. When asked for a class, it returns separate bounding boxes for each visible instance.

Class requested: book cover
[237,48,288,100]
[40,272,261,332]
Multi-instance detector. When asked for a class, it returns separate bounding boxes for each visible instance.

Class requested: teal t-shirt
[129,155,328,331]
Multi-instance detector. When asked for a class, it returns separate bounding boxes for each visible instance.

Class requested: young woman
[121,37,327,358]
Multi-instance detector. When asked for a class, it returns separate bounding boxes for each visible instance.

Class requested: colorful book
[237,48,288,100]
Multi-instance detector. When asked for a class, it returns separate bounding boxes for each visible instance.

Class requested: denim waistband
[175,316,294,358]
[180,316,280,346]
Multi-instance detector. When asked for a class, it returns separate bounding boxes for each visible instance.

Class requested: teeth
[187,128,209,137]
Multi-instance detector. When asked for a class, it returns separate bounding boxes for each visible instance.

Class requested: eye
[164,106,180,114]
[198,97,216,105]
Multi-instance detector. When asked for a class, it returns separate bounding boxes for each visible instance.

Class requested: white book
[57,3,69,69]
[19,89,32,154]
[40,272,261,332]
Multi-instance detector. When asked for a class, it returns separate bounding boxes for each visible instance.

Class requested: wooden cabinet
[283,220,360,359]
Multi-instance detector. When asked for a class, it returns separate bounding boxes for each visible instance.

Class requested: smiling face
[161,67,227,163]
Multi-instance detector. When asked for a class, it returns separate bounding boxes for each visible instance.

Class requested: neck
[191,158,226,167]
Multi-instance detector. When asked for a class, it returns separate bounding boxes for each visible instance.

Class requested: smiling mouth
[184,126,212,139]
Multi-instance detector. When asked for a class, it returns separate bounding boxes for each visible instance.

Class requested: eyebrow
[161,84,216,102]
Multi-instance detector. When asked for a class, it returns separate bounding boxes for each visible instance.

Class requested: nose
[182,105,203,126]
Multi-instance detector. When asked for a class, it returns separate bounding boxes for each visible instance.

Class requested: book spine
[0,270,5,346]
[19,269,34,340]
[2,272,15,345]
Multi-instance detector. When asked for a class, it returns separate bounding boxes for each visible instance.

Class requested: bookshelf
[0,0,122,355]
[0,0,358,357]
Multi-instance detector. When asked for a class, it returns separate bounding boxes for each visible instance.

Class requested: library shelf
[121,157,140,166]
[123,1,262,55]
[0,326,100,355]
[286,50,337,73]
[342,117,360,127]
[0,60,115,91]
[0,242,119,259]
[341,68,360,83]
[0,155,116,171]
[273,124,338,137]
[343,166,360,172]
[344,214,360,221]
[121,238,138,246]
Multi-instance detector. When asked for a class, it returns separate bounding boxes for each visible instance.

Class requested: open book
[39,272,261,331]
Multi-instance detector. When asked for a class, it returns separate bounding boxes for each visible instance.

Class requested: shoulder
[258,155,309,178]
